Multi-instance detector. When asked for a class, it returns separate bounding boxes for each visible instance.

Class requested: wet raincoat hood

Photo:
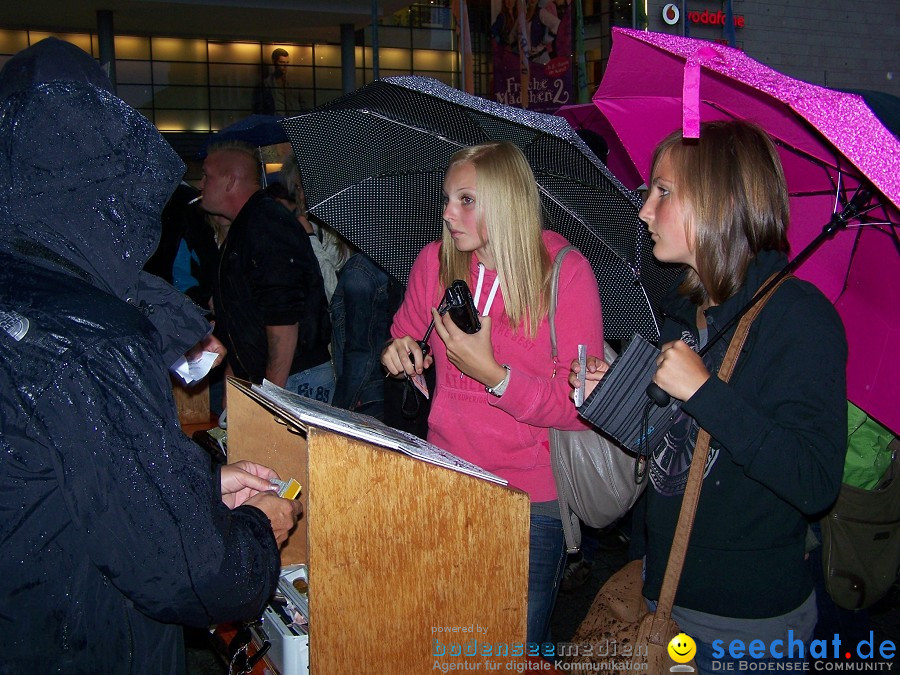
[0,39,280,673]
[0,37,208,363]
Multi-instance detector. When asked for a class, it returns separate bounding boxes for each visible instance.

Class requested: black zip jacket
[641,250,848,618]
[0,38,280,673]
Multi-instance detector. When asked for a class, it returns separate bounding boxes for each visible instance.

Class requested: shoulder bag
[547,245,646,553]
[821,438,900,610]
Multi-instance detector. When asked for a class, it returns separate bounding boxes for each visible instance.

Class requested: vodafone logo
[662,3,680,25]
[688,9,745,27]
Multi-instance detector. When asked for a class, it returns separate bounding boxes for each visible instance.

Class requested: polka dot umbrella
[282,75,682,342]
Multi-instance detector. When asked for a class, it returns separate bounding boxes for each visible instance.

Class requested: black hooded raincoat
[0,39,280,673]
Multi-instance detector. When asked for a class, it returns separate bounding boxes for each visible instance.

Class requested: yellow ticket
[271,477,302,500]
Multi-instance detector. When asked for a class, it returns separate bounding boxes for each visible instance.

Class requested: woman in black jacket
[575,121,847,673]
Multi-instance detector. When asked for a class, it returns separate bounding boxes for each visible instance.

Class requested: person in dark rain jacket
[0,38,299,673]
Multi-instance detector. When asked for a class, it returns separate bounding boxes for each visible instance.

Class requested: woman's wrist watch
[485,364,511,397]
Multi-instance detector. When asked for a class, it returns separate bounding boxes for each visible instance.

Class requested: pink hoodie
[391,231,604,501]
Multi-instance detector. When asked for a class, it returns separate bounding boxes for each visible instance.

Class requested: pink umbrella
[592,27,900,433]
[554,103,644,190]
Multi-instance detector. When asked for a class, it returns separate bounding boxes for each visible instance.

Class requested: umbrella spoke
[845,222,899,231]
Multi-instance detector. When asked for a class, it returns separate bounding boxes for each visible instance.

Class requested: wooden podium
[226,379,530,673]
[172,375,211,427]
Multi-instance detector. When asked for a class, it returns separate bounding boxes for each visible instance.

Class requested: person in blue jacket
[330,250,402,419]
[0,38,300,673]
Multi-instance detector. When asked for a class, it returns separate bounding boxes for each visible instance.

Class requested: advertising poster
[490,0,574,112]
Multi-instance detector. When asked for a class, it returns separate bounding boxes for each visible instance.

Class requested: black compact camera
[417,279,481,357]
[439,280,482,334]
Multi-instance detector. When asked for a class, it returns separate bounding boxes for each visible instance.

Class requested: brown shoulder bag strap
[649,273,793,644]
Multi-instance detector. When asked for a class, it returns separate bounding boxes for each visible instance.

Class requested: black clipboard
[577,334,681,455]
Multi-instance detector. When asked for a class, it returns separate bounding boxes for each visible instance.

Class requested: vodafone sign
[662,3,680,25]
[662,4,746,28]
[688,8,745,27]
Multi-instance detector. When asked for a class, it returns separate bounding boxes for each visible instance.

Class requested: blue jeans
[694,638,807,674]
[527,514,566,646]
[285,360,335,404]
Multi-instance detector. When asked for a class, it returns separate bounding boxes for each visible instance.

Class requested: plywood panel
[172,375,210,426]
[224,378,530,673]
[227,379,309,566]
[307,428,529,674]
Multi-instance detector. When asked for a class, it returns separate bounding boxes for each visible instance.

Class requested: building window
[0,26,459,137]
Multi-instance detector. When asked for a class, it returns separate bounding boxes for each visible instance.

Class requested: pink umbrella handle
[682,45,721,139]
[682,61,701,139]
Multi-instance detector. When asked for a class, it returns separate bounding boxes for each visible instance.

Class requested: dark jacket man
[202,143,330,386]
[251,47,304,116]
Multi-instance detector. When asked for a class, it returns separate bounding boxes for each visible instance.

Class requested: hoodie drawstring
[473,262,500,317]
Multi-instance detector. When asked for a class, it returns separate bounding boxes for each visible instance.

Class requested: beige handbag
[547,246,646,553]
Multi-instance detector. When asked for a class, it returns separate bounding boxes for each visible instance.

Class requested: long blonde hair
[440,142,550,337]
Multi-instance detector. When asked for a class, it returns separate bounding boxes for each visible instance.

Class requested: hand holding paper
[171,350,220,385]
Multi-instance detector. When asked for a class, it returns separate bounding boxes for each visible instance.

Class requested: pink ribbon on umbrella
[682,45,722,138]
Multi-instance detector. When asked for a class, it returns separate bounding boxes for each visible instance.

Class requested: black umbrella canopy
[283,76,681,341]
[200,114,288,157]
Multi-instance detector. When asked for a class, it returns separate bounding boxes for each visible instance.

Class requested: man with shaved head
[201,141,332,399]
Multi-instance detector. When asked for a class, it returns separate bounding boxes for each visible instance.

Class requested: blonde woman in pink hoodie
[382,141,604,647]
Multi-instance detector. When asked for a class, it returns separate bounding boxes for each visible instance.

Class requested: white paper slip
[574,344,587,407]
[171,350,219,385]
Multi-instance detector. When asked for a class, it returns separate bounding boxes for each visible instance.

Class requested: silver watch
[485,364,511,397]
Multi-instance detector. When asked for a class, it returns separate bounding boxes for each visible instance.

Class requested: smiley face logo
[668,633,697,663]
